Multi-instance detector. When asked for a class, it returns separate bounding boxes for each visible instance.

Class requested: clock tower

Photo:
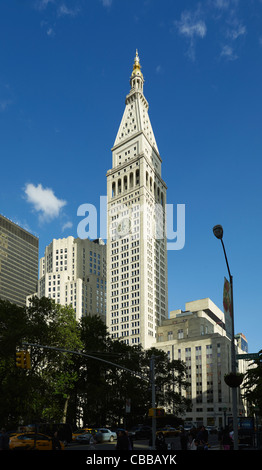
[106,51,168,349]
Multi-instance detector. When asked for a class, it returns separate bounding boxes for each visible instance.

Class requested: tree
[70,316,191,428]
[242,350,262,418]
[0,297,82,427]
[26,297,83,423]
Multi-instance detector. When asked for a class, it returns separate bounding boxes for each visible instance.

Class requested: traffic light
[148,407,165,417]
[16,350,31,369]
[155,408,165,417]
[16,351,25,369]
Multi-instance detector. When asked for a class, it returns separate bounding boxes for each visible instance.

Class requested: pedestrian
[196,425,208,450]
[125,431,133,450]
[180,428,188,450]
[155,432,167,451]
[116,430,129,450]
[89,431,97,450]
[52,431,61,450]
[218,427,223,450]
[189,438,198,450]
[221,426,232,450]
[0,429,9,450]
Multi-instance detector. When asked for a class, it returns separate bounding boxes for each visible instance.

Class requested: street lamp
[213,225,239,450]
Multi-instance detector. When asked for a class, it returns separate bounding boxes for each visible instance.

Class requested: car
[157,427,181,437]
[75,429,102,444]
[9,432,65,450]
[97,428,117,442]
[72,428,94,440]
[75,432,94,444]
[128,425,152,440]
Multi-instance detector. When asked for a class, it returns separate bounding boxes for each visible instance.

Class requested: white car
[97,428,117,442]
[75,432,93,444]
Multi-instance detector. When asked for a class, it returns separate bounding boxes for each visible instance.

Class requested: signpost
[236,353,259,361]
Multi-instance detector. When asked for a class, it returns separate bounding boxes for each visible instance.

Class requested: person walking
[180,428,189,450]
[221,426,232,450]
[115,430,129,450]
[155,432,167,451]
[196,425,208,450]
[0,429,9,450]
[52,431,61,450]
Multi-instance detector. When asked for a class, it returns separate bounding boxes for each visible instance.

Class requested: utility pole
[150,355,156,450]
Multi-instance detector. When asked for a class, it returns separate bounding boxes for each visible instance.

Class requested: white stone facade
[106,51,168,349]
[34,236,106,322]
[154,298,250,428]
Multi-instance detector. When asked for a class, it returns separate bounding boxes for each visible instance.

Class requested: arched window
[130,172,134,188]
[136,169,139,185]
[124,175,128,191]
[118,178,122,195]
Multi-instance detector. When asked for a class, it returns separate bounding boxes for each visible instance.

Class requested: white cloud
[101,0,113,6]
[62,221,73,232]
[0,99,12,112]
[213,0,230,9]
[35,0,54,11]
[176,11,207,39]
[175,9,207,61]
[57,4,80,17]
[46,27,55,37]
[220,44,238,60]
[24,183,66,222]
[156,65,163,74]
[226,23,246,40]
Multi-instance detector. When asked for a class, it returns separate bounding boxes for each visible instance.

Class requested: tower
[106,51,168,349]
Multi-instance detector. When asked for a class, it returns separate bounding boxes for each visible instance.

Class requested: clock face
[117,217,131,236]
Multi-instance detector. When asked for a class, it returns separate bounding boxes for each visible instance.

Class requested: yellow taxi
[9,432,65,450]
[72,428,98,441]
[156,427,181,437]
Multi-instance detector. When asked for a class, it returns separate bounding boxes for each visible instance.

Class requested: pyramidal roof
[113,51,159,153]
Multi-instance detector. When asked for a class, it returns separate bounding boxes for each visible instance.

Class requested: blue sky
[1,0,262,353]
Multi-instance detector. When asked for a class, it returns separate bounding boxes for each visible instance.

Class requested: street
[66,433,220,451]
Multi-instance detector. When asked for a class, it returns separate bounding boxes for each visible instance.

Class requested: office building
[0,214,38,307]
[106,51,168,349]
[155,298,249,428]
[35,236,106,322]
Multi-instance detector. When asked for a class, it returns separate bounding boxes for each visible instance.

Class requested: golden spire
[131,49,143,79]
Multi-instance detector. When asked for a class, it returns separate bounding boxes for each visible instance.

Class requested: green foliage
[242,350,262,417]
[0,298,191,430]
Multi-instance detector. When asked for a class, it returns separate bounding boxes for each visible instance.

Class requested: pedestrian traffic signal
[16,350,31,369]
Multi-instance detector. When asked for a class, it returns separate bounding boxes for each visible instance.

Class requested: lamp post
[213,225,239,450]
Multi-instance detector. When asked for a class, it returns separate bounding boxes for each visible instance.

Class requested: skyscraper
[37,236,106,322]
[0,214,39,307]
[106,51,168,349]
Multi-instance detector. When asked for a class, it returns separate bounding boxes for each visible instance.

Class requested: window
[178,329,184,339]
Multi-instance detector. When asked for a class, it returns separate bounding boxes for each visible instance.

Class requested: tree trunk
[62,395,70,423]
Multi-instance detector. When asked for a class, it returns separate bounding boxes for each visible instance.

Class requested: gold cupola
[130,49,144,92]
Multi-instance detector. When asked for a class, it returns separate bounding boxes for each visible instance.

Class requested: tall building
[0,214,38,307]
[106,51,168,349]
[35,236,106,322]
[155,298,249,428]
